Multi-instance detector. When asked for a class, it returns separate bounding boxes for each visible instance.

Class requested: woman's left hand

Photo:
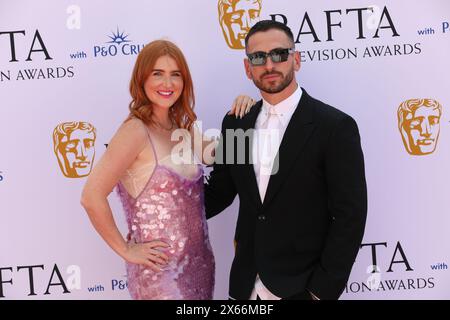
[229,95,257,119]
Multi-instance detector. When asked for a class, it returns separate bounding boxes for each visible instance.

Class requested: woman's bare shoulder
[107,117,149,152]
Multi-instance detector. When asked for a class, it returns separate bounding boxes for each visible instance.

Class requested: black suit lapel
[262,91,316,208]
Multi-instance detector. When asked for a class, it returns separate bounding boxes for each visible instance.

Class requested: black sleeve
[204,115,238,219]
[307,115,368,300]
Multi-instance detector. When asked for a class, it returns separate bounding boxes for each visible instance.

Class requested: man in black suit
[205,20,367,300]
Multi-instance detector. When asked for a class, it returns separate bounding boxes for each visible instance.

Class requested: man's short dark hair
[245,20,295,51]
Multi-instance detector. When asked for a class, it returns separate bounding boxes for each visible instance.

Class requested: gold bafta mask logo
[218,0,262,50]
[397,99,442,156]
[53,122,96,178]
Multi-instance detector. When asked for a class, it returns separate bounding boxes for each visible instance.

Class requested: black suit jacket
[205,89,367,300]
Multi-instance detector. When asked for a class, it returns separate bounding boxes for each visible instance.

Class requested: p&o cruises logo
[93,28,145,58]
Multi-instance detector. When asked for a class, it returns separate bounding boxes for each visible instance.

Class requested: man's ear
[294,51,301,72]
[244,58,253,80]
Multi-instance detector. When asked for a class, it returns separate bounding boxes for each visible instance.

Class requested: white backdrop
[1,0,449,299]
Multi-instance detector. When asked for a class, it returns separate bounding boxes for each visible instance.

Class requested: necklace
[153,119,174,131]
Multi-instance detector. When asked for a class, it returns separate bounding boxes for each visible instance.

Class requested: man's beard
[252,68,295,94]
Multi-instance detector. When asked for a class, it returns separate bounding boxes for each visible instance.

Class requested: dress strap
[140,120,158,165]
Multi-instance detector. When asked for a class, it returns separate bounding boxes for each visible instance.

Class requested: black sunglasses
[247,48,295,66]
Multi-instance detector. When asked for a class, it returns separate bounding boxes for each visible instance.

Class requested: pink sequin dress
[116,127,215,300]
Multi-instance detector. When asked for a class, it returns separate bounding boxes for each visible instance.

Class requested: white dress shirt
[250,85,302,300]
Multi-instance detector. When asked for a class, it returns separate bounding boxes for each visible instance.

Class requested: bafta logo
[218,0,262,50]
[397,99,442,156]
[53,121,96,178]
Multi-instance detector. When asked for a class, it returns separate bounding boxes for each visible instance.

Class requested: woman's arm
[191,95,256,165]
[190,122,218,166]
[80,118,169,271]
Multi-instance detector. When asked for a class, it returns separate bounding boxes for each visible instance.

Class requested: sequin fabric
[116,129,215,300]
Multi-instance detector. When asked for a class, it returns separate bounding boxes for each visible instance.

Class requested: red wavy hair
[127,40,196,129]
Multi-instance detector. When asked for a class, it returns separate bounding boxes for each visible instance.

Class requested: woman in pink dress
[81,40,254,299]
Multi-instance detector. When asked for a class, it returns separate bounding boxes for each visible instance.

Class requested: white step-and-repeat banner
[1,0,449,299]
